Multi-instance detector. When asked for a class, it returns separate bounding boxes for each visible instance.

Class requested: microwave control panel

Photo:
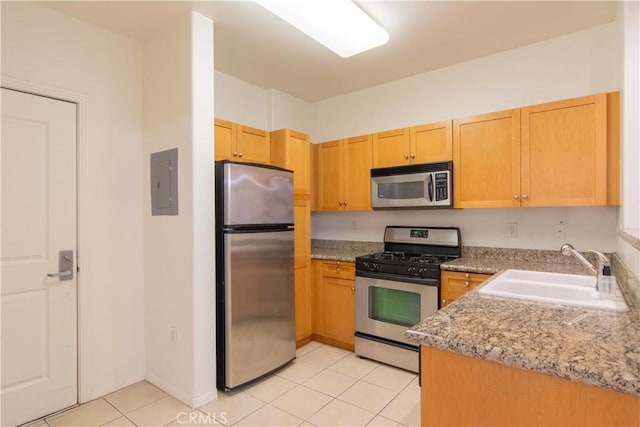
[434,172,449,201]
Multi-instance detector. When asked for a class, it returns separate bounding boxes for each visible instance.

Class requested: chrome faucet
[560,243,610,291]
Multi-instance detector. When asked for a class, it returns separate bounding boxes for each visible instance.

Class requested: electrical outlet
[171,326,177,343]
[507,223,518,238]
[554,222,566,239]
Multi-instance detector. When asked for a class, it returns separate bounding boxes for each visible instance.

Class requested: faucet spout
[560,243,598,275]
[560,243,611,292]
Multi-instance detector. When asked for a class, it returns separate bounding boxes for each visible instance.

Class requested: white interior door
[1,88,77,426]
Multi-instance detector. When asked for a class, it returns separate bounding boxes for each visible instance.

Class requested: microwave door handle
[427,173,434,202]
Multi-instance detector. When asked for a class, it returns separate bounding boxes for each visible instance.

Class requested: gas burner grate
[378,251,406,260]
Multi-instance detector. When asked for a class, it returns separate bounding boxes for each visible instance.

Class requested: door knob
[47,250,73,281]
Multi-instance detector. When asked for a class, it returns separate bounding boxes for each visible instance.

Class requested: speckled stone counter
[311,239,381,262]
[441,246,600,275]
[407,248,640,397]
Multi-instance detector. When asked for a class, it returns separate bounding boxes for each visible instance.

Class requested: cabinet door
[322,277,355,346]
[317,140,344,211]
[214,118,235,161]
[521,94,607,207]
[288,131,311,195]
[343,135,373,211]
[295,265,312,342]
[294,197,311,268]
[270,129,311,196]
[372,128,410,168]
[411,121,453,163]
[441,271,491,307]
[453,109,521,208]
[310,143,319,211]
[236,125,270,164]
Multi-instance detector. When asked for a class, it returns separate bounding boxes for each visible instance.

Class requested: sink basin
[478,269,628,312]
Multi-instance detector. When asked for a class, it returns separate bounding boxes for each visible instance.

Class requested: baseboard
[296,336,313,348]
[145,371,218,409]
[311,334,355,352]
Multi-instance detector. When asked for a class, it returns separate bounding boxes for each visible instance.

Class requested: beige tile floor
[30,342,420,427]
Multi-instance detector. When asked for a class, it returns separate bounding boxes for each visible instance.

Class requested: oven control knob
[372,263,380,272]
[418,268,427,277]
[408,267,416,276]
[363,262,370,270]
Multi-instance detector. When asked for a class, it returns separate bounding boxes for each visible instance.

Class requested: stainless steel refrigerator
[215,160,296,390]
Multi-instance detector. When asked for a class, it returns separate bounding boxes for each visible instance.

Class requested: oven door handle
[427,173,434,202]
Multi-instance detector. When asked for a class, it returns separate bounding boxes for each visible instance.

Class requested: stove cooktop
[355,226,462,281]
[359,251,458,264]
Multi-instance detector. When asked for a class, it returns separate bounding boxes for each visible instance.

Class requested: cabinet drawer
[321,260,355,280]
[441,271,491,307]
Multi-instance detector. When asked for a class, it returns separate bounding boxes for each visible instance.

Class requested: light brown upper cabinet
[521,93,617,207]
[372,121,453,168]
[453,109,522,208]
[453,92,620,208]
[317,134,373,211]
[214,118,270,164]
[270,129,311,196]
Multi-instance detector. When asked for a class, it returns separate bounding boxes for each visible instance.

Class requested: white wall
[1,1,145,402]
[268,89,314,135]
[214,71,313,134]
[311,22,619,142]
[310,22,621,252]
[618,1,640,277]
[142,12,215,407]
[214,70,268,130]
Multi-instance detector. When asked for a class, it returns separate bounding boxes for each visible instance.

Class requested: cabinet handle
[441,298,446,306]
[465,280,470,287]
[404,154,409,159]
[522,194,529,200]
[238,152,243,158]
[343,201,348,207]
[410,153,415,159]
[338,201,343,206]
[351,287,355,293]
[465,273,470,278]
[513,194,520,200]
[233,151,238,157]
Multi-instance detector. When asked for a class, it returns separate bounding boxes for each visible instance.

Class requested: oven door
[355,276,438,344]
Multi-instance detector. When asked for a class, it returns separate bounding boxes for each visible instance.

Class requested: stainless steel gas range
[354,226,461,373]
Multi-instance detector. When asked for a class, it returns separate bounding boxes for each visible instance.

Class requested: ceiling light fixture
[254,0,389,58]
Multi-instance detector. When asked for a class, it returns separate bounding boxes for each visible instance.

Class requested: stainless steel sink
[478,269,628,312]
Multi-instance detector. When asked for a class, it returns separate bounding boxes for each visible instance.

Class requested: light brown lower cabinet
[311,260,356,351]
[440,271,491,307]
[421,346,640,426]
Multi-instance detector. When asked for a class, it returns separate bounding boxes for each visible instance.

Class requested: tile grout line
[101,397,139,427]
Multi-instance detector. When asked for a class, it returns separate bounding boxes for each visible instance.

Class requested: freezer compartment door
[223,229,295,389]
[221,162,293,226]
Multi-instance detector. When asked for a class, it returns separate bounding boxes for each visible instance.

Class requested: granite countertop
[406,254,640,397]
[441,257,594,275]
[310,248,368,262]
[311,239,382,262]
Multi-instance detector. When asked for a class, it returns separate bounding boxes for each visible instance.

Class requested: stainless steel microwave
[371,161,453,209]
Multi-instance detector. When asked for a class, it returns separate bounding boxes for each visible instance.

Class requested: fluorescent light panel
[255,0,389,58]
